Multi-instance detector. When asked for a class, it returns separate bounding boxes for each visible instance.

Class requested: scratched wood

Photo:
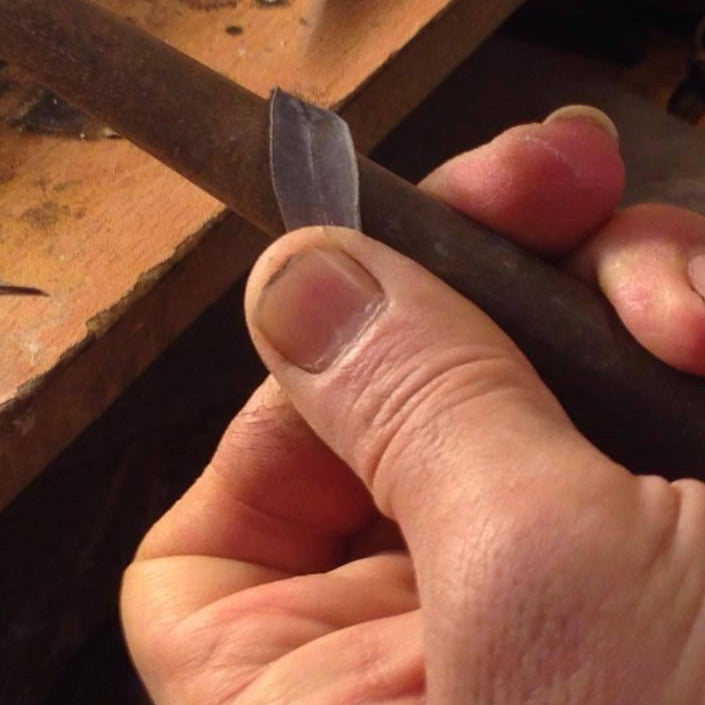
[0,0,524,509]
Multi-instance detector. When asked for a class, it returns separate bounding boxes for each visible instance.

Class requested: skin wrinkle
[236,612,424,705]
[212,388,314,467]
[141,597,252,705]
[225,494,343,560]
[165,565,419,705]
[352,619,421,702]
[142,476,344,570]
[577,497,690,702]
[624,490,693,664]
[472,131,587,218]
[206,393,374,544]
[484,569,601,702]
[444,150,516,213]
[673,599,705,702]
[171,611,320,705]
[635,478,682,576]
[325,308,550,500]
[492,525,587,698]
[517,133,586,181]
[214,406,293,460]
[418,504,503,696]
[369,369,559,517]
[667,482,705,692]
[671,480,705,562]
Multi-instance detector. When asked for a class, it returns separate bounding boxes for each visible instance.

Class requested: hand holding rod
[1,0,704,475]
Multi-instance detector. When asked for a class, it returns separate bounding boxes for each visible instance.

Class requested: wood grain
[0,0,523,508]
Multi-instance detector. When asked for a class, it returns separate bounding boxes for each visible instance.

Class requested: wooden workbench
[0,0,524,509]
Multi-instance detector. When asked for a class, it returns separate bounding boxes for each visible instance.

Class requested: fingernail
[544,105,620,144]
[255,247,384,373]
[688,251,705,300]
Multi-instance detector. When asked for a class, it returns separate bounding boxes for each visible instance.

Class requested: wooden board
[0,0,525,509]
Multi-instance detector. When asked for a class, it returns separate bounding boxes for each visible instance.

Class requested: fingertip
[543,104,620,145]
[244,226,330,337]
[570,204,705,375]
[420,109,625,255]
[245,226,386,376]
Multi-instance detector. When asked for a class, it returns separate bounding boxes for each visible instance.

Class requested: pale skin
[121,106,705,704]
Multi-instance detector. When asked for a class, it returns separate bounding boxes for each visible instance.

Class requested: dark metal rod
[2,0,704,475]
[0,0,280,234]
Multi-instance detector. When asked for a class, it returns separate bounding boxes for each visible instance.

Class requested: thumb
[244,226,618,536]
[244,227,705,704]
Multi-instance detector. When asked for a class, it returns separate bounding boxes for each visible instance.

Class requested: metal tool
[270,89,361,232]
[2,0,705,475]
[0,283,48,297]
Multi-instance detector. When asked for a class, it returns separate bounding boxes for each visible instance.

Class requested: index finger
[135,376,376,575]
[420,105,624,255]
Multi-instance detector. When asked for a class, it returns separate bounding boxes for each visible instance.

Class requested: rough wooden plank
[0,272,266,705]
[0,0,523,509]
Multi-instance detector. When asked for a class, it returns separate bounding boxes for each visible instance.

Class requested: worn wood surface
[0,275,266,705]
[0,0,525,509]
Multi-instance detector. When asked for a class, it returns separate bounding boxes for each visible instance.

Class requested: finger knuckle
[345,337,539,499]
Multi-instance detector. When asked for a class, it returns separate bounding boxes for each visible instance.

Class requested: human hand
[121,106,705,704]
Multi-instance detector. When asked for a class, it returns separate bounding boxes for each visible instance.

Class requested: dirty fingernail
[688,251,705,300]
[255,247,384,373]
[544,105,620,144]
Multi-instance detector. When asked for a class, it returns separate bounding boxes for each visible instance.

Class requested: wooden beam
[0,0,523,508]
